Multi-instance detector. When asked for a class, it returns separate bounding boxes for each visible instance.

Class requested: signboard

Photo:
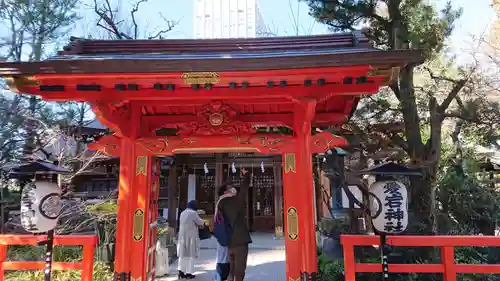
[370,181,408,234]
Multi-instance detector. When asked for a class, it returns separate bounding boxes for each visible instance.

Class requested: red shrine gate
[0,33,421,281]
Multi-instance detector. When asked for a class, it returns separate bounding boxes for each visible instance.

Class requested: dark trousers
[216,263,230,281]
[228,244,249,281]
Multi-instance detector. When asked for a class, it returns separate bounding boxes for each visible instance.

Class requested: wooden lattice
[197,173,216,214]
[252,173,275,217]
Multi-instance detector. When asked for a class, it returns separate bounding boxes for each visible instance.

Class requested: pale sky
[0,0,497,61]
[69,0,498,62]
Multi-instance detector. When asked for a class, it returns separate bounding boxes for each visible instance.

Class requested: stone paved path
[157,234,286,281]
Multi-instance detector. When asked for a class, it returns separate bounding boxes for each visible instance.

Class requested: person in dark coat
[214,186,233,281]
[218,170,252,281]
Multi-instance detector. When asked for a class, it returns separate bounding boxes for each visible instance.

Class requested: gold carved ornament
[133,209,145,242]
[259,136,285,152]
[181,72,220,85]
[313,138,334,151]
[103,143,118,155]
[284,153,296,173]
[367,67,400,85]
[137,138,168,154]
[287,207,299,240]
[209,112,224,126]
[136,156,148,176]
[4,76,39,93]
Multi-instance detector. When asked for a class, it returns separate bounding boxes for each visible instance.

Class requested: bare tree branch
[438,79,468,114]
[92,0,178,40]
[148,14,178,40]
[93,0,132,39]
[130,0,148,39]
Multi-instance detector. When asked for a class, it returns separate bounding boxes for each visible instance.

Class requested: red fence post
[81,238,97,281]
[0,245,6,280]
[342,239,356,281]
[340,235,500,280]
[441,246,456,281]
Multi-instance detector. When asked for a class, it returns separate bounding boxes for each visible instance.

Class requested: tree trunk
[22,24,44,160]
[72,102,87,173]
[409,173,434,232]
[22,96,38,159]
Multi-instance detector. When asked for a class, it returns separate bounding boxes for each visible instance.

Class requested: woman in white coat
[177,200,206,279]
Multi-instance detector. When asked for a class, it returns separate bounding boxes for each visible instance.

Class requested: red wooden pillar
[113,104,158,281]
[282,155,302,281]
[129,155,154,279]
[282,99,318,281]
[113,137,136,279]
[146,159,161,280]
[114,150,156,280]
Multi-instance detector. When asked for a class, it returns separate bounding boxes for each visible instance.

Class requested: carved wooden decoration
[136,156,148,176]
[89,132,347,157]
[284,153,296,173]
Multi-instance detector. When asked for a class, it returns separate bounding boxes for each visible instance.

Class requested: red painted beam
[89,132,348,157]
[33,83,380,102]
[137,97,293,107]
[30,65,373,85]
[139,112,347,135]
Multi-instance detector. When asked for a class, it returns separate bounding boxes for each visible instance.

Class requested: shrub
[4,261,113,281]
[4,245,112,281]
[7,245,82,261]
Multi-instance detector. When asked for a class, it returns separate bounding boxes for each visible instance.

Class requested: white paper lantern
[369,180,408,234]
[20,181,62,233]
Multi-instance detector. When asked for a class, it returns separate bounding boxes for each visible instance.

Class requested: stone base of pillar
[113,272,130,281]
[301,271,328,281]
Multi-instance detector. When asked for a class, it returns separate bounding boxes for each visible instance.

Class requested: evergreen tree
[0,0,80,159]
[301,0,497,235]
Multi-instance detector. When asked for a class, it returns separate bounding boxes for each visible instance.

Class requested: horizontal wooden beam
[137,97,293,107]
[139,112,347,136]
[32,65,370,78]
[33,83,380,102]
[88,132,348,157]
[175,156,280,166]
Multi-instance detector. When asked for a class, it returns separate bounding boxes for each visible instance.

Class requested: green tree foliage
[303,0,500,237]
[0,0,79,61]
[0,0,80,160]
[0,94,25,163]
[303,0,461,52]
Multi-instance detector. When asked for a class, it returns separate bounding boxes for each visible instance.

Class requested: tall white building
[193,0,265,39]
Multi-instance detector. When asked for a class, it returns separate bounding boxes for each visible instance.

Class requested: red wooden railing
[0,235,98,281]
[341,235,500,281]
